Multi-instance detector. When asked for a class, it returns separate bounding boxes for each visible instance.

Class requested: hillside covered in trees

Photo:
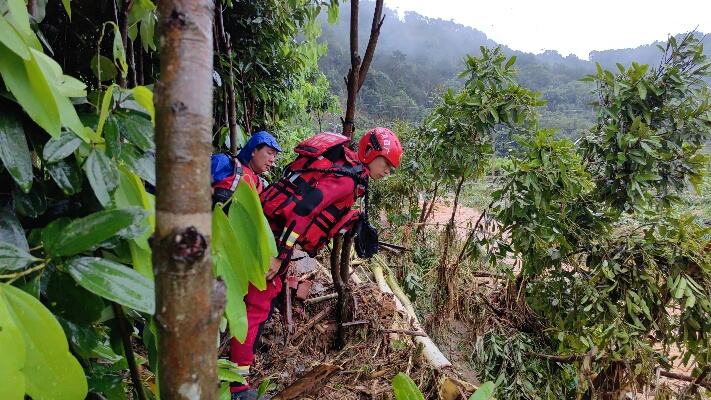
[318,2,710,140]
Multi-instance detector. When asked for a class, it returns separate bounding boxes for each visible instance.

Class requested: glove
[353,213,379,258]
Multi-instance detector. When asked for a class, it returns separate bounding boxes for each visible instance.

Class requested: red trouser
[229,277,283,392]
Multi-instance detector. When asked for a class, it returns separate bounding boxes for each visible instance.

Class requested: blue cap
[237,131,282,165]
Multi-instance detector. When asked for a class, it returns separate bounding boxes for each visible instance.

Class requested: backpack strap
[229,159,244,191]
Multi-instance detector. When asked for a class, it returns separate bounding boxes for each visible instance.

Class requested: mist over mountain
[318,2,708,138]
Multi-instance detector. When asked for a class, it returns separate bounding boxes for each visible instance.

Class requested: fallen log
[371,255,452,369]
[272,364,342,400]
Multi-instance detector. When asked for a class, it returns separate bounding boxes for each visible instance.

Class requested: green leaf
[469,381,496,400]
[0,109,33,192]
[96,85,115,139]
[112,23,128,77]
[47,160,82,195]
[139,11,157,52]
[0,15,30,59]
[0,286,25,400]
[61,0,71,19]
[67,257,155,314]
[217,359,248,384]
[131,86,155,123]
[46,270,105,324]
[212,209,249,341]
[43,130,82,163]
[117,112,154,150]
[637,83,647,100]
[119,144,155,186]
[45,208,146,257]
[12,185,46,218]
[228,181,277,283]
[84,148,119,206]
[0,242,38,273]
[0,283,87,400]
[58,318,122,362]
[0,209,28,250]
[505,55,517,69]
[327,4,339,24]
[90,54,118,82]
[392,372,425,400]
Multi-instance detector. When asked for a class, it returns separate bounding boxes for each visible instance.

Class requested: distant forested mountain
[317,1,708,139]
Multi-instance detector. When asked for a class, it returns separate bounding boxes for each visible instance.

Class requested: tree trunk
[153,1,223,399]
[215,3,238,154]
[341,0,384,138]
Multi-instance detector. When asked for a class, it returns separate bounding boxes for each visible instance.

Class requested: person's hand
[265,257,281,280]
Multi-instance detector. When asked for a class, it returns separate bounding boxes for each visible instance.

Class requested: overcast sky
[384,0,711,59]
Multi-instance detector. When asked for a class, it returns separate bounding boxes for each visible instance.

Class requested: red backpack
[260,132,369,257]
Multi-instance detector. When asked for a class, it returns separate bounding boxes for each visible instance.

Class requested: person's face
[249,146,278,174]
[367,156,393,180]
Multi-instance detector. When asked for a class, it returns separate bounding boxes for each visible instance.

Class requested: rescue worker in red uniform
[211,131,282,205]
[230,127,403,399]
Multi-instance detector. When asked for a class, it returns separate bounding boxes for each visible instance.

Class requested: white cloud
[384,0,711,59]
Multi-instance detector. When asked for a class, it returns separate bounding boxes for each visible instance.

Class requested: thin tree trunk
[416,182,438,236]
[113,303,147,400]
[215,3,238,153]
[153,1,223,399]
[341,0,384,138]
[342,0,360,138]
[137,40,145,86]
[127,38,136,88]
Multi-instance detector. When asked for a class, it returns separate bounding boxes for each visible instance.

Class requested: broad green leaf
[505,55,517,69]
[43,130,82,163]
[67,257,155,314]
[40,217,70,257]
[61,0,71,19]
[117,112,154,150]
[0,15,30,59]
[45,208,146,257]
[90,54,118,82]
[392,372,425,400]
[128,240,152,280]
[84,148,119,206]
[58,318,122,362]
[637,82,647,100]
[139,12,157,51]
[131,86,155,123]
[327,4,339,24]
[119,144,155,186]
[0,44,60,137]
[12,185,46,218]
[0,289,25,400]
[0,210,28,250]
[228,180,277,285]
[114,167,154,280]
[469,381,496,400]
[46,271,105,324]
[47,160,82,195]
[103,117,122,160]
[31,50,85,98]
[0,242,38,273]
[112,23,128,77]
[0,283,87,400]
[213,209,249,341]
[4,0,41,49]
[0,110,32,192]
[96,85,115,138]
[217,359,247,384]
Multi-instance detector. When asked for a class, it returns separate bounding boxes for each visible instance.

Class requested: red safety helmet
[357,127,403,168]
